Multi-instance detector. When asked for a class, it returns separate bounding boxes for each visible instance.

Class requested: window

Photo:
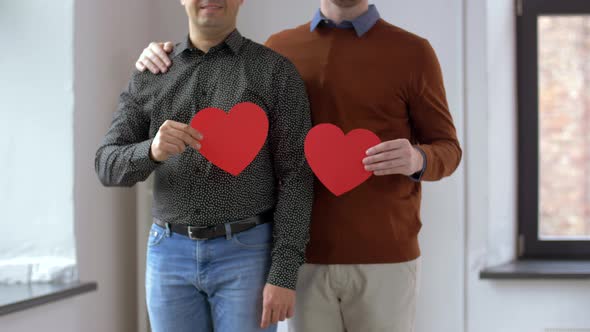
[0,2,78,284]
[518,0,590,258]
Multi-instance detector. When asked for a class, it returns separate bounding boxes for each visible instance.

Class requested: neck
[188,24,235,53]
[320,1,369,24]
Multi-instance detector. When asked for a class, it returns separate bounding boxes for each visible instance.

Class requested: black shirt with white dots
[95,30,314,290]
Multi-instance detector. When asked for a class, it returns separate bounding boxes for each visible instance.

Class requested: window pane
[538,15,590,240]
[0,2,77,283]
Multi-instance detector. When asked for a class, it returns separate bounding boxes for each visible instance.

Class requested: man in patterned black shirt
[95,0,313,331]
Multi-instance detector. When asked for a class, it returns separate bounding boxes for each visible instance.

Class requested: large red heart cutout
[304,124,381,196]
[190,102,268,176]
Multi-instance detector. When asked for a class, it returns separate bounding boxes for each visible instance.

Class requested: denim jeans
[145,221,277,332]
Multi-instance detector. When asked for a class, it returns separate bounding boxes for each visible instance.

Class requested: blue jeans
[145,221,277,332]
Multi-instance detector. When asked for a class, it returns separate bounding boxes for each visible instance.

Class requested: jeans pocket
[232,223,273,249]
[147,223,166,247]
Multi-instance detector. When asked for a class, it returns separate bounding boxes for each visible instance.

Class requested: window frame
[518,0,590,259]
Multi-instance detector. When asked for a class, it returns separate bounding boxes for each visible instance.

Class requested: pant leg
[287,264,345,332]
[206,223,277,332]
[339,258,422,332]
[146,223,213,332]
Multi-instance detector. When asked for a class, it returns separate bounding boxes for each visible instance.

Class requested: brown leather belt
[154,210,273,240]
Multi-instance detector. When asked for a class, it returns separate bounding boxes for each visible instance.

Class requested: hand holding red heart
[150,120,204,162]
[304,124,381,196]
[177,101,423,195]
[190,102,268,176]
[363,139,424,176]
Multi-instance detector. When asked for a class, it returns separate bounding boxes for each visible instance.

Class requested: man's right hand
[150,120,203,162]
[136,42,174,74]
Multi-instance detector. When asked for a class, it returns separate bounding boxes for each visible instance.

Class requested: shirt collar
[173,29,244,57]
[310,4,380,37]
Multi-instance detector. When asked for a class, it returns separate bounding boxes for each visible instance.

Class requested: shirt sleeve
[95,72,160,187]
[408,39,462,181]
[265,58,314,290]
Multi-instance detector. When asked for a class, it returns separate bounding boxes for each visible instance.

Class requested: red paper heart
[304,124,381,196]
[190,102,268,176]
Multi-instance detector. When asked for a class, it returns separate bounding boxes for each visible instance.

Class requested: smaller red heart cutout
[190,102,268,176]
[304,124,381,196]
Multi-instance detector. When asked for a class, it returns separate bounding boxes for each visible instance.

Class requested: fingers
[188,127,203,141]
[150,42,172,68]
[148,53,168,73]
[160,141,185,156]
[158,120,202,153]
[166,127,201,150]
[164,121,203,141]
[146,47,169,73]
[167,121,203,141]
[269,308,278,326]
[366,139,406,156]
[277,306,287,322]
[362,151,400,165]
[160,135,186,153]
[261,306,285,328]
[136,60,146,72]
[364,159,406,172]
[142,57,161,74]
[163,41,174,53]
[363,139,415,175]
[167,121,204,142]
[136,55,159,73]
[260,284,295,327]
[151,118,203,161]
[150,138,185,162]
[286,305,295,319]
[138,42,172,74]
[261,305,271,329]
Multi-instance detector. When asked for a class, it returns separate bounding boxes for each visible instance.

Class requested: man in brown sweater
[135,0,461,331]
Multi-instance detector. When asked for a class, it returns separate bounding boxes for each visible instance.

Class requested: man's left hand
[261,284,296,328]
[363,139,424,176]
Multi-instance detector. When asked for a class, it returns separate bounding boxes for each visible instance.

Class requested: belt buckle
[187,225,208,240]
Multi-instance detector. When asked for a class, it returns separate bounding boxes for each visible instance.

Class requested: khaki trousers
[288,258,421,332]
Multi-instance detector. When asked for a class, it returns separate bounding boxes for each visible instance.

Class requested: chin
[330,0,363,8]
[197,19,226,30]
[197,14,220,24]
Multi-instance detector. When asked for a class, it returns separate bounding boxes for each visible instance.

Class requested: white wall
[239,1,466,332]
[72,0,151,330]
[149,1,187,42]
[383,2,466,331]
[0,293,97,332]
[465,1,590,331]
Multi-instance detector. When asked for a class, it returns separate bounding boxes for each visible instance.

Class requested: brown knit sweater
[266,19,462,264]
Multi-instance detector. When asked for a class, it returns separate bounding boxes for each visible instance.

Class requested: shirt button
[195,208,202,214]
[201,90,207,96]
